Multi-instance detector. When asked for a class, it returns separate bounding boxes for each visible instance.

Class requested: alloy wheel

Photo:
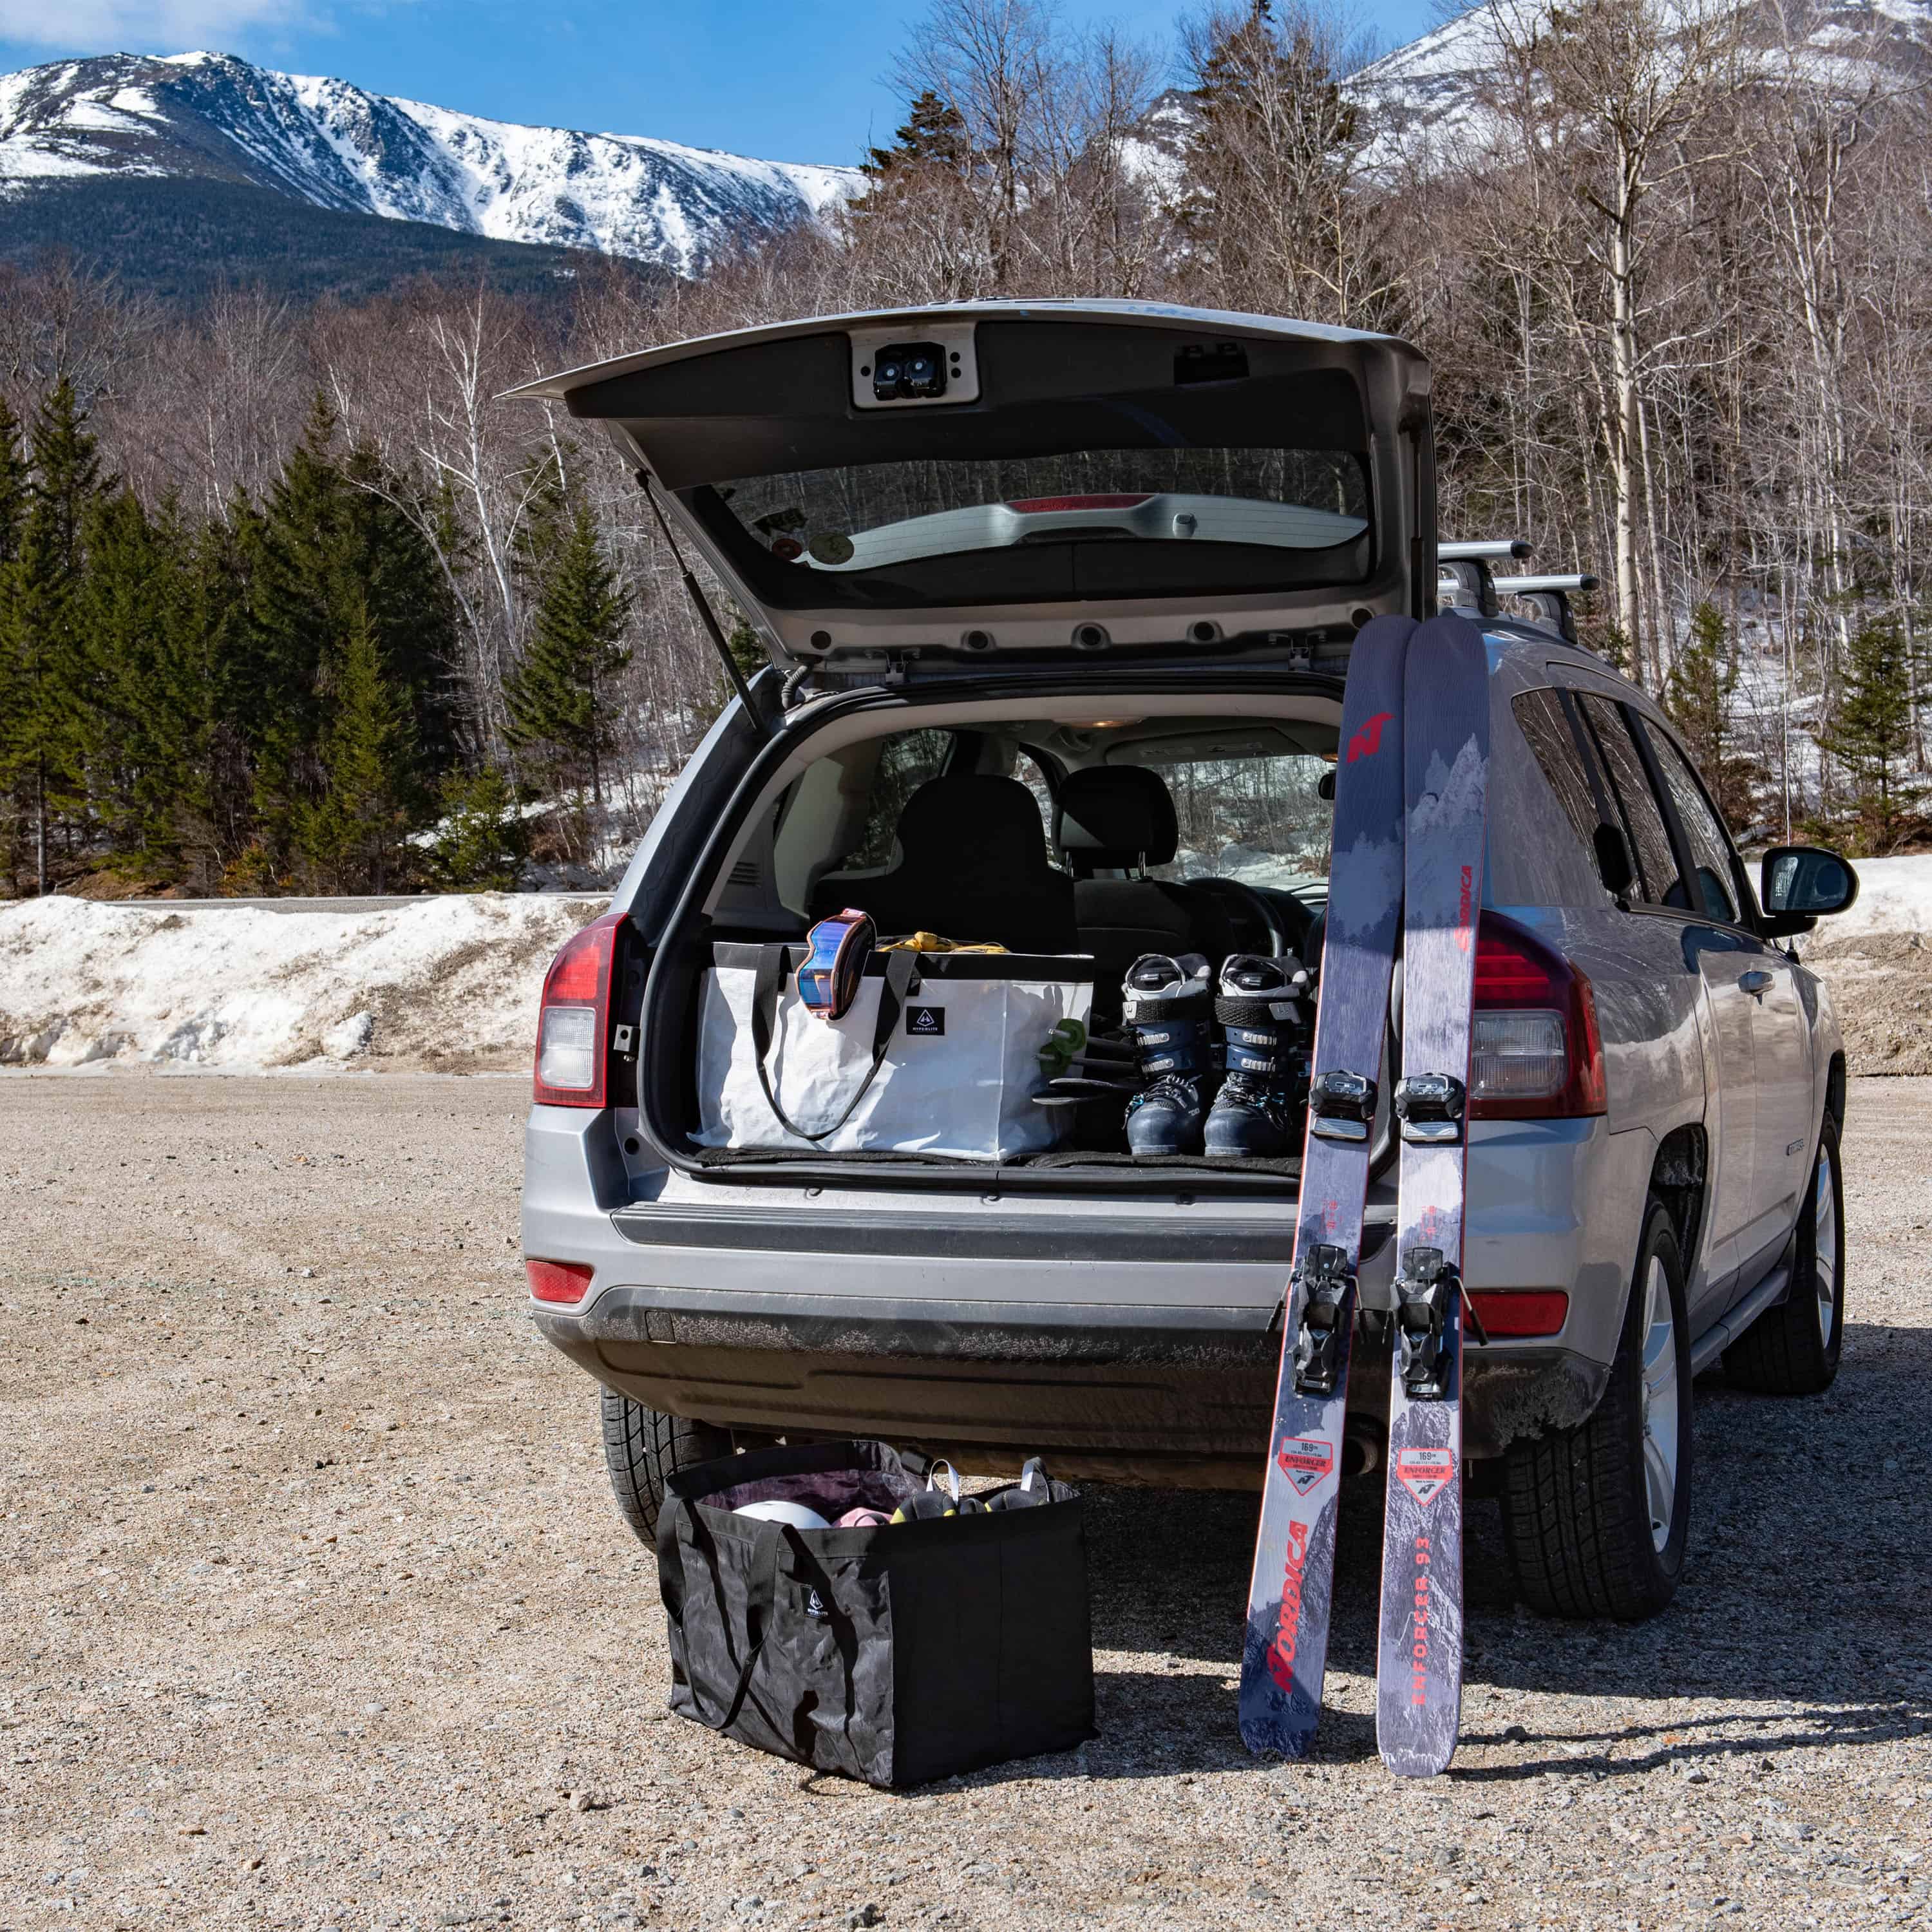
[1638,1256,1680,1553]
[1814,1146,1840,1350]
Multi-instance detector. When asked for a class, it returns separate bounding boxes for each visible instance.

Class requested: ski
[1376,610,1491,1779]
[1238,613,1414,1759]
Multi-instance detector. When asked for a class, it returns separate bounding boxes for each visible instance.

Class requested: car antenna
[637,468,768,735]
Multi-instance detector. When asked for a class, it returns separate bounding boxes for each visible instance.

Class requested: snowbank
[1797,856,1932,1075]
[0,894,607,1073]
[4,851,1930,1078]
[1808,853,1932,940]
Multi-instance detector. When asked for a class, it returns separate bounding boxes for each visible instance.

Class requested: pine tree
[1821,615,1922,853]
[0,379,106,894]
[295,601,418,893]
[862,90,969,178]
[505,500,631,810]
[0,395,30,888]
[242,399,461,880]
[77,488,174,875]
[427,763,529,891]
[1178,0,1376,324]
[1663,600,1759,828]
[241,395,348,868]
[0,396,29,566]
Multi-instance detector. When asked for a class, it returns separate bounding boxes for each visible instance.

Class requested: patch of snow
[0,893,608,1074]
[1808,854,1932,942]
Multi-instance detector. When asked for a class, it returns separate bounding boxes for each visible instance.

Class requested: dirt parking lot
[1,1073,1928,1932]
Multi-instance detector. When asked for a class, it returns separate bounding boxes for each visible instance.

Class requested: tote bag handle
[749,945,916,1144]
[680,1519,784,1734]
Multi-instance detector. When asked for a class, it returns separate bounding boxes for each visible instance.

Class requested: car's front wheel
[1723,1113,1844,1396]
[1501,1201,1693,1620]
[601,1392,732,1546]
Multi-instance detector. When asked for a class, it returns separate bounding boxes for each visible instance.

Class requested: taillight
[533,911,625,1108]
[526,1258,593,1304]
[1468,911,1606,1119]
[1468,1289,1569,1338]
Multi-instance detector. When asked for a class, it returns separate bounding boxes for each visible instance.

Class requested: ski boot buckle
[1308,1069,1376,1144]
[1394,1072,1466,1146]
[1396,1244,1459,1398]
[1291,1242,1354,1396]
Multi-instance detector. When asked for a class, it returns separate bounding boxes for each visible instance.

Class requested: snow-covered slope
[1352,0,1932,169]
[0,52,860,274]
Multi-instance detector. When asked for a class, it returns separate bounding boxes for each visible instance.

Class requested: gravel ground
[1,1072,1927,1932]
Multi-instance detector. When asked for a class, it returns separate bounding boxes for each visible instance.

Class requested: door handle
[1739,969,1774,996]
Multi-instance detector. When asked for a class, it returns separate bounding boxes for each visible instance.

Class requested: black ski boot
[1204,953,1314,1159]
[1121,952,1218,1156]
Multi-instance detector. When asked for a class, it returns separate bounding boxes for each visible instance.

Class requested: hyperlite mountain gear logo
[905,1005,945,1036]
[804,1587,828,1619]
[1396,1447,1454,1506]
[1276,1435,1335,1497]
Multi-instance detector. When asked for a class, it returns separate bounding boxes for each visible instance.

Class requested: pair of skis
[1238,609,1490,1779]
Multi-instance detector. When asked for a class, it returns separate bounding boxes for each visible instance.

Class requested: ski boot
[1121,952,1218,1156]
[1204,953,1313,1159]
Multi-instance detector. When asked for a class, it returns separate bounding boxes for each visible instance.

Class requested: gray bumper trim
[603,1206,1391,1267]
[609,1204,1395,1266]
[545,1283,1273,1364]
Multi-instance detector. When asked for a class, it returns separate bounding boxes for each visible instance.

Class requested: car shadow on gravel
[1055,1321,1929,1783]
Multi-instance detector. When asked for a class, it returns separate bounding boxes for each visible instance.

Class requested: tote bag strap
[749,945,916,1144]
[681,1520,784,1734]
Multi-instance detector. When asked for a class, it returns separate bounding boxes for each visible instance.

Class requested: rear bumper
[533,1285,1606,1475]
[522,1104,1635,1474]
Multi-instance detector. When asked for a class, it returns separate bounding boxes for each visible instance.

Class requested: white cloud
[0,0,300,50]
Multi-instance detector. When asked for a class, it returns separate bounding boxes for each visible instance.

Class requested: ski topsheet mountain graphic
[0,52,860,274]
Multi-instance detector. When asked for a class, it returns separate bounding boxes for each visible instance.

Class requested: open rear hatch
[512,303,1427,1193]
[509,301,1436,677]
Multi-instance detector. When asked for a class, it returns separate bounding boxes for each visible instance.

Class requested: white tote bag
[694,943,1095,1159]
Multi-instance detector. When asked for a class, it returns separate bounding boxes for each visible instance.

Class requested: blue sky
[0,0,1442,166]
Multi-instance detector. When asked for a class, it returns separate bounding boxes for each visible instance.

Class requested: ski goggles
[797,909,876,1021]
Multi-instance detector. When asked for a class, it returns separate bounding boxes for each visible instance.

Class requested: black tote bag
[657,1439,1095,1788]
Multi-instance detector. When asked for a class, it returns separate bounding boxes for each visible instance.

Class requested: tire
[1502,1200,1692,1620]
[1723,1113,1844,1396]
[601,1391,732,1548]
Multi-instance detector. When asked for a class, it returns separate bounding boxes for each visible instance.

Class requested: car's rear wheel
[1501,1201,1692,1620]
[601,1392,732,1547]
[1723,1113,1844,1396]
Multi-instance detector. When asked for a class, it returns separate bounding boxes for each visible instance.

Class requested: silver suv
[515,302,1859,1621]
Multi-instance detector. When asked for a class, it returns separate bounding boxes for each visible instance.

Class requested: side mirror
[1761,844,1859,933]
[1592,824,1635,899]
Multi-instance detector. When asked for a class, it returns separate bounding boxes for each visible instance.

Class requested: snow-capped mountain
[1351,0,1932,168]
[0,52,860,274]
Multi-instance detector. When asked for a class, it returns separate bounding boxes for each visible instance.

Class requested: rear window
[1575,696,1685,908]
[1647,730,1745,925]
[1513,688,1604,857]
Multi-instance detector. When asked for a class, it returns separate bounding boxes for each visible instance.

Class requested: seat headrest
[895,774,1053,869]
[1054,765,1179,870]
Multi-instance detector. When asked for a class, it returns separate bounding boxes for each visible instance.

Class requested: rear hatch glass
[699,425,1371,611]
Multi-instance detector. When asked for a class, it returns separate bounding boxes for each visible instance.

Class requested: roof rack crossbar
[1439,538,1532,562]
